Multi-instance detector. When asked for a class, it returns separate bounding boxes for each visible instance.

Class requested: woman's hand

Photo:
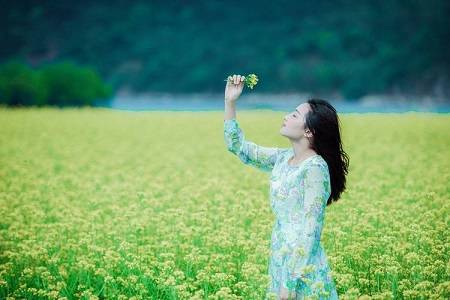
[224,74,245,102]
[279,285,296,300]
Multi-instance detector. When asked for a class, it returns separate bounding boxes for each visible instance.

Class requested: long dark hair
[305,98,349,205]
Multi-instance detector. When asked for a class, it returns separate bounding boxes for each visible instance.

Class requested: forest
[1,0,449,99]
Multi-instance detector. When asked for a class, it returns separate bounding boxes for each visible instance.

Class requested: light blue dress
[224,118,339,300]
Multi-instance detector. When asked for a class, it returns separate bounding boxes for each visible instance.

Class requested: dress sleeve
[280,163,331,293]
[223,118,286,173]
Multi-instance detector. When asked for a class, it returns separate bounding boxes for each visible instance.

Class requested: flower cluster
[244,74,259,89]
[224,73,259,89]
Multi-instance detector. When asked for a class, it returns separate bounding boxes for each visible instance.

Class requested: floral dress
[224,118,339,300]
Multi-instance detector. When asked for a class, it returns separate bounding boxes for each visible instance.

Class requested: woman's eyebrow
[295,108,301,114]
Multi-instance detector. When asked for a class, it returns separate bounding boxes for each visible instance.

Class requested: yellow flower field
[0,107,448,299]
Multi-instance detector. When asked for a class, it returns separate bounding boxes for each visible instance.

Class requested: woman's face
[279,103,313,140]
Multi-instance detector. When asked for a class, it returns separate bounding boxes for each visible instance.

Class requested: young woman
[223,74,349,299]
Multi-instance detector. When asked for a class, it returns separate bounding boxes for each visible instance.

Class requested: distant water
[94,93,450,113]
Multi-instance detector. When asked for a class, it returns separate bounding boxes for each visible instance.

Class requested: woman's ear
[304,128,313,138]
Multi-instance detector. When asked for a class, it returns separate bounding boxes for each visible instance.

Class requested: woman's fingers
[238,75,244,85]
[229,74,245,85]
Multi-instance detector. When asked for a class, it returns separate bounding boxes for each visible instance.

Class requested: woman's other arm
[280,163,331,296]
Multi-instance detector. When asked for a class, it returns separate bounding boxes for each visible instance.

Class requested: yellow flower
[296,246,306,257]
[245,74,259,89]
[280,245,290,256]
[312,281,325,290]
[301,264,316,274]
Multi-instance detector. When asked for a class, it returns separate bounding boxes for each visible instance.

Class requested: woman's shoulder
[306,155,329,173]
[278,147,292,156]
[312,154,327,165]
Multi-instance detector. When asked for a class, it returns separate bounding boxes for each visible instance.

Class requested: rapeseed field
[0,107,448,299]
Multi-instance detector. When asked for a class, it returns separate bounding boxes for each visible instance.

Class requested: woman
[223,75,349,299]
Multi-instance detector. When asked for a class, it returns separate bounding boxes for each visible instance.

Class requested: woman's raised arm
[223,74,286,172]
